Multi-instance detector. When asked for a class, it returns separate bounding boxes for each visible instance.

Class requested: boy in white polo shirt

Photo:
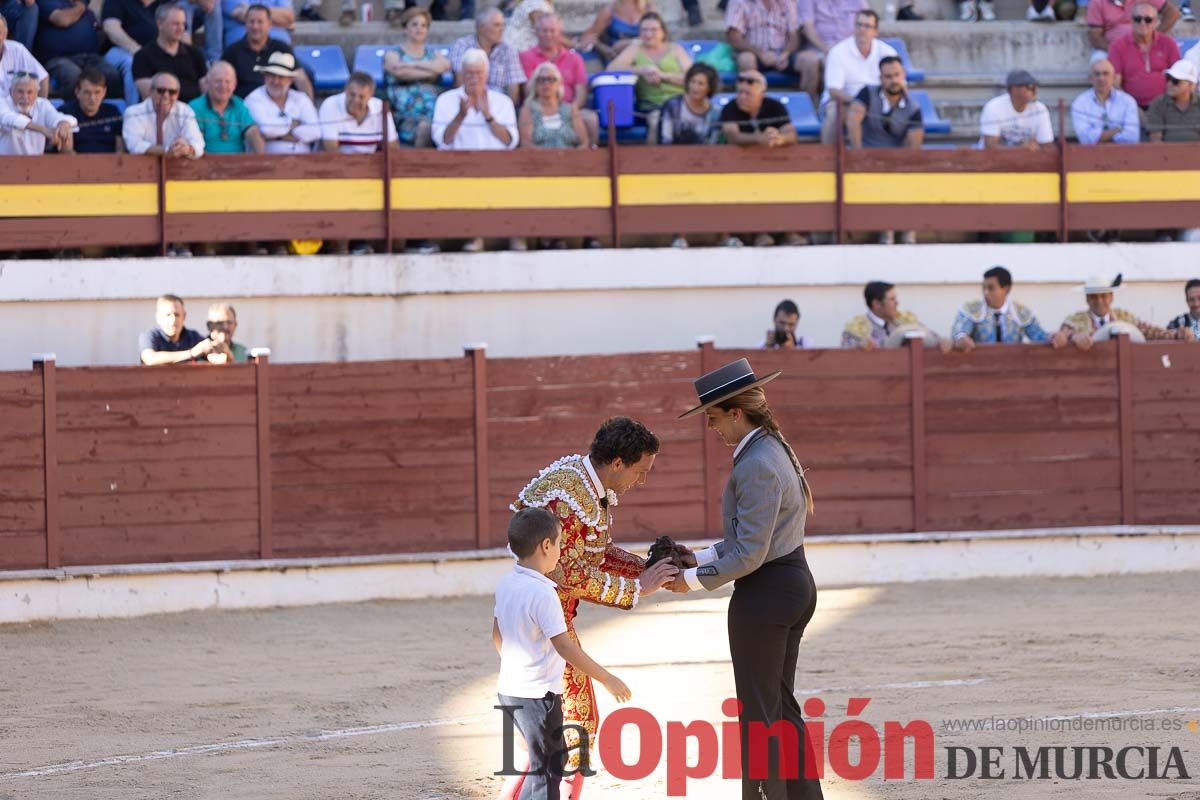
[493,507,630,800]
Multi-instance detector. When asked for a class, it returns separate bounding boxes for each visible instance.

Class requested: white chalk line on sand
[0,713,488,780]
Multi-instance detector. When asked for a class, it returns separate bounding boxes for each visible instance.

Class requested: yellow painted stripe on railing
[0,183,158,217]
[1067,171,1200,203]
[390,176,611,210]
[618,172,836,205]
[846,172,1060,205]
[165,179,384,213]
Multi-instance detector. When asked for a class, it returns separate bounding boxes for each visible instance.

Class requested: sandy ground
[2,572,1199,799]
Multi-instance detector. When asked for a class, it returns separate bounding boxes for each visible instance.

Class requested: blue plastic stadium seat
[713,91,820,137]
[880,37,924,83]
[910,89,950,135]
[353,44,388,86]
[1178,37,1198,56]
[679,39,736,85]
[597,125,650,144]
[296,45,350,92]
[110,98,126,114]
[434,44,454,88]
[763,70,793,87]
[50,97,64,108]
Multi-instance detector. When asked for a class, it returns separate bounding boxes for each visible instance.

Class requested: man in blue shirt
[57,64,123,150]
[1070,57,1140,144]
[33,0,121,95]
[139,294,227,366]
[220,0,290,49]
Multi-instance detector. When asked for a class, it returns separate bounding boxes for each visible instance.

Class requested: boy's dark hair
[984,266,1013,289]
[508,507,560,558]
[863,281,894,308]
[878,55,903,72]
[774,299,799,318]
[76,66,107,88]
[589,416,660,467]
[1185,278,1200,293]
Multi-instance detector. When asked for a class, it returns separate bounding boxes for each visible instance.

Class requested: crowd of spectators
[2,0,1200,253]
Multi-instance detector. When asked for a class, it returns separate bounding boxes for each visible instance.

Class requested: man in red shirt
[1088,0,1179,52]
[518,12,596,144]
[1109,1,1180,107]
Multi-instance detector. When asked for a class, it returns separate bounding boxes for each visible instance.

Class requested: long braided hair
[716,386,814,514]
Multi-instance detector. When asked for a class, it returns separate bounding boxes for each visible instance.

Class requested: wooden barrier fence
[3,143,1200,251]
[1,340,1197,571]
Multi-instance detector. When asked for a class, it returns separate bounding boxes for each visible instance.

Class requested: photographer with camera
[763,299,813,349]
[203,302,249,363]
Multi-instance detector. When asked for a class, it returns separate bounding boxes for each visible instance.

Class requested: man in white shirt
[1071,58,1140,144]
[0,14,48,97]
[121,70,204,157]
[979,69,1055,149]
[819,9,895,143]
[318,71,397,153]
[244,49,318,153]
[0,72,74,153]
[432,46,517,152]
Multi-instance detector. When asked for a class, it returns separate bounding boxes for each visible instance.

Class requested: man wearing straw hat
[674,358,823,800]
[1051,273,1194,349]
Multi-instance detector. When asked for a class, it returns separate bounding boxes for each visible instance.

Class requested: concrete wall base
[2,526,1198,624]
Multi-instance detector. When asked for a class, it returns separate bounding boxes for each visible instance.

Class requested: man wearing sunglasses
[204,303,247,363]
[1087,0,1179,56]
[122,70,204,157]
[1108,1,1180,108]
[1146,59,1200,141]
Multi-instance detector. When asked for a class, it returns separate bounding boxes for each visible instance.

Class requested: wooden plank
[390,147,610,178]
[0,464,45,499]
[271,484,475,520]
[1070,201,1200,231]
[270,423,473,456]
[56,393,256,430]
[60,457,258,495]
[1133,461,1200,491]
[1116,334,1135,524]
[271,514,478,556]
[723,348,911,378]
[487,351,700,389]
[279,463,474,490]
[803,467,913,498]
[617,144,836,174]
[59,488,260,528]
[0,498,44,529]
[169,152,382,181]
[59,425,258,463]
[0,154,159,183]
[925,372,1118,403]
[488,386,704,420]
[393,209,612,239]
[56,365,257,396]
[0,435,43,468]
[845,204,1057,233]
[926,398,1119,433]
[928,459,1120,494]
[0,216,159,249]
[167,211,386,243]
[619,204,835,235]
[1133,430,1200,452]
[1133,491,1200,524]
[926,430,1119,464]
[270,391,473,425]
[846,147,1060,173]
[1133,400,1200,433]
[909,341,926,532]
[271,359,471,395]
[805,498,914,535]
[1066,142,1200,171]
[924,344,1117,374]
[926,488,1121,531]
[791,435,912,467]
[61,521,260,566]
[0,530,51,570]
[271,448,475,473]
[1130,342,1200,372]
[36,358,59,569]
[253,353,272,559]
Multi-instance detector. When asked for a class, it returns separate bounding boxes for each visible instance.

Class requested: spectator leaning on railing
[123,70,204,157]
[450,8,524,102]
[132,3,206,101]
[190,59,263,153]
[244,50,319,152]
[1165,279,1200,341]
[1070,58,1140,144]
[979,69,1054,150]
[843,280,948,350]
[1054,274,1194,348]
[0,71,74,153]
[951,266,1050,350]
[139,294,222,365]
[1145,58,1200,141]
[819,9,895,145]
[0,14,49,96]
[1108,1,1180,109]
[33,0,122,97]
[845,55,922,245]
[59,64,123,151]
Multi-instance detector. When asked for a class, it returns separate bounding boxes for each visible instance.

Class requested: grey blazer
[696,430,807,591]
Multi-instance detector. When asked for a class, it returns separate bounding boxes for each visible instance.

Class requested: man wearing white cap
[1145,59,1200,141]
[244,49,319,153]
[1051,273,1194,349]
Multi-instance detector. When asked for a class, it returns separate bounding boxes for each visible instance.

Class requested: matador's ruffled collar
[511,454,608,531]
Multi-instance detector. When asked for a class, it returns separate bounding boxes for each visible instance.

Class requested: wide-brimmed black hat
[678,358,781,419]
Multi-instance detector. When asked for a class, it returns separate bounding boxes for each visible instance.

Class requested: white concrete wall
[1,243,1197,371]
[3,527,1198,623]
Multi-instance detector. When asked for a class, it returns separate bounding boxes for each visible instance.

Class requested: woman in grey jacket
[677,358,822,800]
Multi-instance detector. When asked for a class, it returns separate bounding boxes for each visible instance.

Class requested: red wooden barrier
[1,339,1197,572]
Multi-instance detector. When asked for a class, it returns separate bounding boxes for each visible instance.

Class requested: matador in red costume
[505,417,679,798]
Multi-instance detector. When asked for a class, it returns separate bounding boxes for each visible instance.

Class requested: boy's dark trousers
[498,691,567,799]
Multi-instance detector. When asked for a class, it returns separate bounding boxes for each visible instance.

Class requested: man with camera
[139,295,241,365]
[763,299,813,349]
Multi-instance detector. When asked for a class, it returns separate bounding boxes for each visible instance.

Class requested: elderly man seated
[432,47,518,254]
[1108,1,1180,108]
[1166,279,1200,341]
[1051,273,1194,349]
[843,280,949,350]
[244,50,318,153]
[0,72,75,153]
[190,60,264,153]
[1070,58,1140,144]
[718,69,805,248]
[449,8,524,101]
[951,266,1051,350]
[1145,59,1200,141]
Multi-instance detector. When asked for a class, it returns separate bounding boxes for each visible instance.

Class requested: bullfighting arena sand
[3,571,1199,799]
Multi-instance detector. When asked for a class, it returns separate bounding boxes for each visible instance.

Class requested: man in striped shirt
[318,70,397,153]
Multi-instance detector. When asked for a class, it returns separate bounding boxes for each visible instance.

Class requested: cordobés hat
[254,51,300,77]
[1080,272,1123,294]
[678,358,781,419]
